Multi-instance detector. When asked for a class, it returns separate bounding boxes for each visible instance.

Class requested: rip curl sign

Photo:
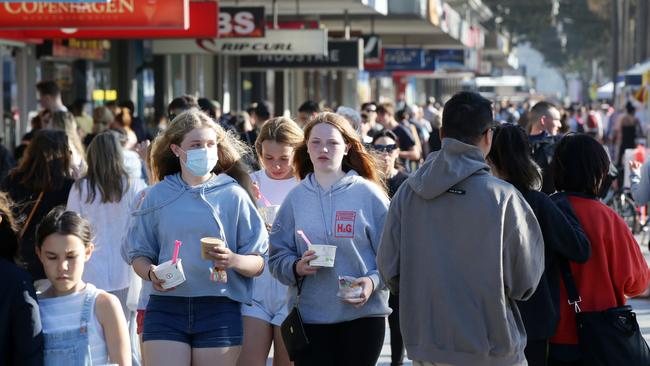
[334,211,356,238]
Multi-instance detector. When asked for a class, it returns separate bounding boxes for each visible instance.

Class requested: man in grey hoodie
[377,91,544,366]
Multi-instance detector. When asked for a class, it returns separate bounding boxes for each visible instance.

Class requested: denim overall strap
[43,290,94,366]
[79,288,94,336]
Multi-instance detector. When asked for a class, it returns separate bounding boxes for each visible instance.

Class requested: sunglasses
[373,144,397,152]
[364,108,377,113]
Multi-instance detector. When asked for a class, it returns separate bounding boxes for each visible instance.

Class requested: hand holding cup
[296,250,319,277]
[149,264,177,292]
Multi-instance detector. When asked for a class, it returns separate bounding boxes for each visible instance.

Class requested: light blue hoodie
[126,173,268,304]
[268,170,391,324]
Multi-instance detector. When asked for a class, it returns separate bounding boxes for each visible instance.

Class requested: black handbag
[559,260,650,365]
[280,272,309,361]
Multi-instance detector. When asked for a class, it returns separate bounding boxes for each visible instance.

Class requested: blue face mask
[180,147,219,177]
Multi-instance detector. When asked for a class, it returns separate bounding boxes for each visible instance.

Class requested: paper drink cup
[260,205,280,225]
[201,237,225,260]
[153,259,186,289]
[308,244,337,267]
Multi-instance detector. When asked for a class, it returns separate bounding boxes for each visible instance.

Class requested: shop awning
[625,59,650,86]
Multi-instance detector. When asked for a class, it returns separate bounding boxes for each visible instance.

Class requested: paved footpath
[268,235,650,366]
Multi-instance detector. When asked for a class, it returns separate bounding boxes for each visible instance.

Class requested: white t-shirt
[249,170,299,206]
[67,178,147,292]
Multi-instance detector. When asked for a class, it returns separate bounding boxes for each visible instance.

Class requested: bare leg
[272,325,292,366]
[237,316,273,366]
[143,340,191,366]
[192,346,242,366]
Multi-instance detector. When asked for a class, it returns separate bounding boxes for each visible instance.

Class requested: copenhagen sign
[0,0,189,29]
[152,29,328,56]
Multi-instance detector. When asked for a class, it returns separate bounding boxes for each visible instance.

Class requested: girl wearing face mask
[36,208,131,365]
[125,110,268,366]
[238,117,303,366]
[269,112,391,366]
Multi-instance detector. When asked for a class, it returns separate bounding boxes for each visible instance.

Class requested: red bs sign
[218,6,265,38]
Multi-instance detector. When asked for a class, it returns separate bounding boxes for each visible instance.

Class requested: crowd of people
[1,80,650,366]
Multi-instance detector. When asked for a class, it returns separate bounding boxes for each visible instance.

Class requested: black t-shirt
[387,171,409,198]
[392,125,416,151]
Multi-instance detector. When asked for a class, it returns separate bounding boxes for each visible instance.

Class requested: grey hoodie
[268,171,391,324]
[377,138,544,366]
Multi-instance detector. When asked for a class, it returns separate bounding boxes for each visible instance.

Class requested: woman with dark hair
[372,129,408,366]
[1,130,75,282]
[0,192,43,365]
[548,133,650,366]
[487,125,591,366]
[269,112,390,366]
[614,101,643,168]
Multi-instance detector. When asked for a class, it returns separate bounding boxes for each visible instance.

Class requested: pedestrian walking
[488,124,591,366]
[548,134,650,365]
[0,192,43,366]
[125,109,268,366]
[238,117,303,366]
[268,112,390,366]
[377,91,545,366]
[372,129,408,366]
[36,208,131,365]
[1,130,75,282]
[66,131,147,314]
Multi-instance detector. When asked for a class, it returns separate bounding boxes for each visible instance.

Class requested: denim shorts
[143,295,243,348]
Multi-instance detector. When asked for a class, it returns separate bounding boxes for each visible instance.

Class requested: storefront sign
[365,48,465,72]
[239,40,362,69]
[218,6,264,38]
[383,48,427,71]
[152,29,328,55]
[432,49,465,70]
[37,39,110,61]
[0,0,189,29]
[0,1,217,39]
[362,35,381,61]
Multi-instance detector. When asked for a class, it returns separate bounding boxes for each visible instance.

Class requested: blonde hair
[51,111,86,175]
[294,112,386,192]
[254,117,304,161]
[151,109,255,198]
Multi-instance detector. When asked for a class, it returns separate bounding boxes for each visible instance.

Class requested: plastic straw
[296,230,313,246]
[259,191,272,207]
[172,240,182,264]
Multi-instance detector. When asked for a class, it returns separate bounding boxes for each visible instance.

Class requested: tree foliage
[483,0,610,79]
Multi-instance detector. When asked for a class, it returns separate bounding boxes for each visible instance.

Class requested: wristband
[148,268,153,281]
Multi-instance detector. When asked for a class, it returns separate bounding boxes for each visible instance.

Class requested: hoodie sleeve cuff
[367,272,382,293]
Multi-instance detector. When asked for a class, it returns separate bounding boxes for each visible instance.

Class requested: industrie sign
[239,40,363,69]
[152,29,328,55]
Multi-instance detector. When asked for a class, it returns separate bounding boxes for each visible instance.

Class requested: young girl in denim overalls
[36,208,131,365]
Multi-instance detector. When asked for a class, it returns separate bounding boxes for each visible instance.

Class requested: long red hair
[293,112,385,192]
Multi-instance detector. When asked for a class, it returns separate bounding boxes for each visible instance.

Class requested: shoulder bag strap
[19,191,44,240]
[558,258,582,313]
[293,260,305,306]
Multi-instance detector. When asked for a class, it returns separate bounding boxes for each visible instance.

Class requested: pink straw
[296,230,313,246]
[259,191,272,207]
[172,240,182,264]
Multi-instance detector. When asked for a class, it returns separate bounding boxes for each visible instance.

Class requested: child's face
[261,140,294,180]
[37,233,92,295]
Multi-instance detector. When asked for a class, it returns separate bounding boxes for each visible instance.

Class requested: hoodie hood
[135,173,239,215]
[301,170,365,194]
[408,138,490,200]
